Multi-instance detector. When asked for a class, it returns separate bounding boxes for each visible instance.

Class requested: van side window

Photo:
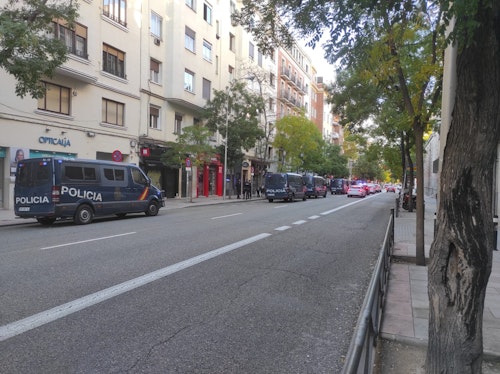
[64,166,97,181]
[131,168,148,185]
[103,168,126,183]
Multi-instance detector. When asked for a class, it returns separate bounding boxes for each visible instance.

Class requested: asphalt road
[0,193,396,373]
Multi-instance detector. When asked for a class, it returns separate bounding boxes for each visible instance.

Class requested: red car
[386,185,396,193]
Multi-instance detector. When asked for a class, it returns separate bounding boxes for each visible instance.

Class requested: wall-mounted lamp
[72,90,78,96]
[45,127,51,132]
[86,131,96,138]
[130,139,137,147]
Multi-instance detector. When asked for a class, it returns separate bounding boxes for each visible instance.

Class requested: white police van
[14,158,164,225]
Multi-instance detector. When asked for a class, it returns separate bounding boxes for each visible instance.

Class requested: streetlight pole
[223,89,229,200]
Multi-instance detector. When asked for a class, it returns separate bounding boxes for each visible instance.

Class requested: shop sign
[38,136,71,147]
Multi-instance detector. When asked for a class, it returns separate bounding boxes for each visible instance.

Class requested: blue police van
[14,158,164,225]
[264,172,306,202]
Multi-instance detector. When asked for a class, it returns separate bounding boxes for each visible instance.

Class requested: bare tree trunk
[426,3,500,372]
[414,120,426,266]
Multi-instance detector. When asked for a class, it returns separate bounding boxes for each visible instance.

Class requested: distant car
[366,183,376,194]
[347,185,367,198]
[375,184,382,193]
[386,185,396,193]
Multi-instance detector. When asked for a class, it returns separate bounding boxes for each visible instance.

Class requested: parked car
[374,184,382,193]
[386,185,396,193]
[366,183,376,194]
[347,184,367,198]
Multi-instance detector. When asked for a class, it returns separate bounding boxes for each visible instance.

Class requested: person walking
[236,179,241,199]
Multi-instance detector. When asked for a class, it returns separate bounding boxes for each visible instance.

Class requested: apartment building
[0,0,323,209]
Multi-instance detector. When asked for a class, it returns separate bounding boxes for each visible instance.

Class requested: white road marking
[40,232,136,250]
[211,213,243,220]
[320,198,368,215]
[275,226,291,231]
[293,220,307,225]
[0,233,271,342]
[308,215,320,220]
[273,205,289,209]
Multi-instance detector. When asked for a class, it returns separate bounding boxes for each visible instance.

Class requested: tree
[272,114,324,172]
[236,0,444,267]
[426,2,500,371]
[236,0,500,370]
[317,143,349,178]
[0,0,79,98]
[203,80,265,176]
[160,124,217,169]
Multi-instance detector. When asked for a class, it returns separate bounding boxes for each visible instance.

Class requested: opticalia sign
[38,136,71,147]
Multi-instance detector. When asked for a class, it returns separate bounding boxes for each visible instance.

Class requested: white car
[347,185,367,198]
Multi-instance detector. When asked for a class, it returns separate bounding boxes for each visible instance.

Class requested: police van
[14,158,164,225]
[264,172,306,202]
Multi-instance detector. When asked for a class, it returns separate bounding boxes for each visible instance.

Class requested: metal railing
[342,209,395,374]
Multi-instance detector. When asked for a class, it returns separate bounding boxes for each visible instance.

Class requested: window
[102,98,125,126]
[64,166,97,181]
[203,40,212,62]
[37,82,70,115]
[268,98,274,111]
[203,2,212,24]
[53,20,88,59]
[184,70,194,92]
[102,44,125,78]
[185,0,195,9]
[269,72,275,87]
[185,27,195,52]
[149,106,160,129]
[229,33,235,52]
[228,65,234,81]
[230,1,236,14]
[131,168,148,185]
[150,11,162,37]
[174,113,182,134]
[258,51,263,67]
[249,42,254,60]
[202,78,211,100]
[104,168,125,181]
[103,0,127,27]
[150,59,160,83]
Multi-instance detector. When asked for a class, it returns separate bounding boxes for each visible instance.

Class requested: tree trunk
[426,3,500,372]
[414,120,426,265]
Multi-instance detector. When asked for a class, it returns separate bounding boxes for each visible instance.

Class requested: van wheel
[74,205,93,225]
[37,217,56,225]
[268,199,273,202]
[145,201,159,216]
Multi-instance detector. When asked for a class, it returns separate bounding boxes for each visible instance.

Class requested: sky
[301,40,336,85]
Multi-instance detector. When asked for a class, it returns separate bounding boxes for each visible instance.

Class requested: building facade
[0,0,325,209]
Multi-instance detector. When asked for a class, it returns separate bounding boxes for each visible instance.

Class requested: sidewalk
[378,196,500,372]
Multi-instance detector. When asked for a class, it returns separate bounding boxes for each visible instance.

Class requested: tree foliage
[202,80,265,173]
[160,125,217,169]
[272,114,324,172]
[0,0,79,98]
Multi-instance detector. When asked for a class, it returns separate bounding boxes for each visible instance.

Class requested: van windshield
[16,161,51,187]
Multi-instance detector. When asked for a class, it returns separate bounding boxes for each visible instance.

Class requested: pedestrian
[244,180,251,199]
[236,179,241,199]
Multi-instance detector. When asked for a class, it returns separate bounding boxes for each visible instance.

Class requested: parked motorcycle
[402,191,417,210]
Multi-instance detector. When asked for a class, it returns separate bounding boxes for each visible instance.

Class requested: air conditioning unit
[154,38,161,46]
